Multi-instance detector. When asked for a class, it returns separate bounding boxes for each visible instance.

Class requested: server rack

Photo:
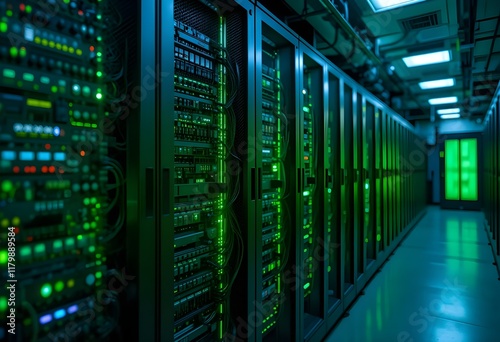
[483,83,500,276]
[125,0,429,341]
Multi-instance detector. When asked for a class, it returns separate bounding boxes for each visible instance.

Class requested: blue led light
[19,151,35,161]
[85,274,95,286]
[53,126,61,137]
[67,305,78,314]
[54,309,66,319]
[37,152,51,161]
[54,152,66,161]
[1,151,15,161]
[39,314,52,325]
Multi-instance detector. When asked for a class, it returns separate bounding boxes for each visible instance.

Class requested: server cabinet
[341,83,356,304]
[298,43,326,341]
[254,7,299,342]
[374,107,383,254]
[363,100,376,265]
[325,69,342,319]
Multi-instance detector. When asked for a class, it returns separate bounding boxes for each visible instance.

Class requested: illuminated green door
[444,138,478,201]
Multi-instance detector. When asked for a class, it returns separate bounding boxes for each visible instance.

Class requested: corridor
[325,206,500,342]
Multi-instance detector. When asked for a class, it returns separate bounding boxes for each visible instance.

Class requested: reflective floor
[324,206,500,342]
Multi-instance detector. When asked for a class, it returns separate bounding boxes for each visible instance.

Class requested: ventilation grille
[400,11,440,31]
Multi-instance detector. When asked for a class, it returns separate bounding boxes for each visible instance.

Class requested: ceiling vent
[400,11,440,31]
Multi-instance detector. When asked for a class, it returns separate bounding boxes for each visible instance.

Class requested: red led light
[45,143,51,150]
[14,227,20,234]
[24,166,30,173]
[80,151,85,157]
[49,166,56,173]
[19,3,25,11]
[89,46,95,52]
[78,9,83,16]
[58,168,65,174]
[30,166,36,173]
[41,166,48,173]
[13,166,20,173]
[27,236,33,242]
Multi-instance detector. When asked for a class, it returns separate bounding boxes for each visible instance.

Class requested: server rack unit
[483,83,500,275]
[0,0,129,340]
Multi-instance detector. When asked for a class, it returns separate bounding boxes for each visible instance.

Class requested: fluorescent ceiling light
[403,50,451,68]
[428,96,458,105]
[440,114,461,119]
[419,78,455,90]
[367,0,426,12]
[437,108,460,115]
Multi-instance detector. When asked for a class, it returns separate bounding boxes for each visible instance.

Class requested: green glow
[23,73,34,82]
[0,22,7,33]
[96,71,103,78]
[51,85,58,93]
[304,282,311,290]
[20,246,31,257]
[34,244,45,254]
[9,46,17,58]
[55,281,64,292]
[365,238,369,243]
[83,198,90,205]
[3,69,15,79]
[40,284,52,298]
[2,180,13,192]
[0,250,7,264]
[0,297,7,312]
[83,222,90,230]
[96,271,102,279]
[6,10,12,17]
[376,234,381,242]
[303,191,310,196]
[445,140,460,200]
[26,5,32,13]
[96,92,103,100]
[460,139,478,201]
[89,245,96,253]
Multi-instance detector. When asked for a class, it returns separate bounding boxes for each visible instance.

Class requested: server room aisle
[324,206,500,342]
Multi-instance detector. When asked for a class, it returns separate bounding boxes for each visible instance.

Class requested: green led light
[23,73,34,82]
[376,234,381,242]
[97,14,102,20]
[34,244,45,254]
[0,250,7,264]
[77,235,83,240]
[51,85,58,93]
[65,238,75,247]
[83,198,90,205]
[96,92,103,100]
[96,203,101,209]
[97,36,102,42]
[327,266,332,272]
[90,197,97,204]
[0,22,7,33]
[40,284,52,298]
[9,46,18,58]
[327,188,332,193]
[3,68,15,79]
[20,246,31,257]
[19,48,26,58]
[55,281,64,292]
[6,9,13,17]
[365,238,369,243]
[90,222,97,229]
[303,106,310,113]
[95,271,102,279]
[53,240,63,249]
[0,297,7,312]
[303,282,310,290]
[26,5,32,13]
[2,180,13,192]
[89,245,96,253]
[96,71,103,78]
[303,191,310,196]
[63,0,70,3]
[83,222,90,230]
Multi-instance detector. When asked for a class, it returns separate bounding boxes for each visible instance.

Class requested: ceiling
[266,0,500,124]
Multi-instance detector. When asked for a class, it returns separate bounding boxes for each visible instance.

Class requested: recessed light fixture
[367,0,426,13]
[440,114,461,119]
[419,78,455,90]
[428,96,458,105]
[403,50,451,68]
[437,108,460,115]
